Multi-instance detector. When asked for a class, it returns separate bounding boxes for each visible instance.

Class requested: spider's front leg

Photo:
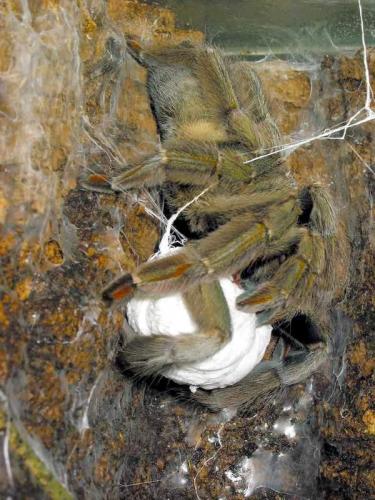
[120,280,232,376]
[102,196,301,304]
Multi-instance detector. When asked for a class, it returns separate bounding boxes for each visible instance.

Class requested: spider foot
[80,171,113,193]
[236,283,286,324]
[102,273,136,304]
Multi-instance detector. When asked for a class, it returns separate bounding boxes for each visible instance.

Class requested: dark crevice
[273,314,323,347]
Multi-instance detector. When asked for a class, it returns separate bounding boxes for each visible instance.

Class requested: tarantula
[83,38,339,410]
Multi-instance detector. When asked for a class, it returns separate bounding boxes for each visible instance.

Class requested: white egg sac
[127,278,272,390]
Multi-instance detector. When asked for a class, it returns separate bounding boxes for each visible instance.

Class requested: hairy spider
[83,38,341,411]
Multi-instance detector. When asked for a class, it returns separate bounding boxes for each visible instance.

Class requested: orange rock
[348,341,375,378]
[0,302,9,328]
[107,0,175,36]
[256,61,311,134]
[15,277,33,301]
[362,410,375,435]
[43,240,64,265]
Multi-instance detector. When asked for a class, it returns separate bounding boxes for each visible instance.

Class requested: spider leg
[228,61,281,151]
[120,280,232,376]
[192,341,328,411]
[102,200,302,304]
[111,154,166,190]
[183,181,293,218]
[79,171,114,194]
[81,140,224,193]
[80,153,166,193]
[237,230,324,322]
[194,47,281,154]
[108,139,286,194]
[237,186,338,323]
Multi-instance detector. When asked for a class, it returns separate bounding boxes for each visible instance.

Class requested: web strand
[244,0,374,169]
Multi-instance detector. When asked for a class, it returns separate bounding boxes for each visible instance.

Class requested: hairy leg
[120,280,232,376]
[81,140,221,193]
[102,204,301,304]
[228,61,281,151]
[236,186,338,323]
[192,342,328,411]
